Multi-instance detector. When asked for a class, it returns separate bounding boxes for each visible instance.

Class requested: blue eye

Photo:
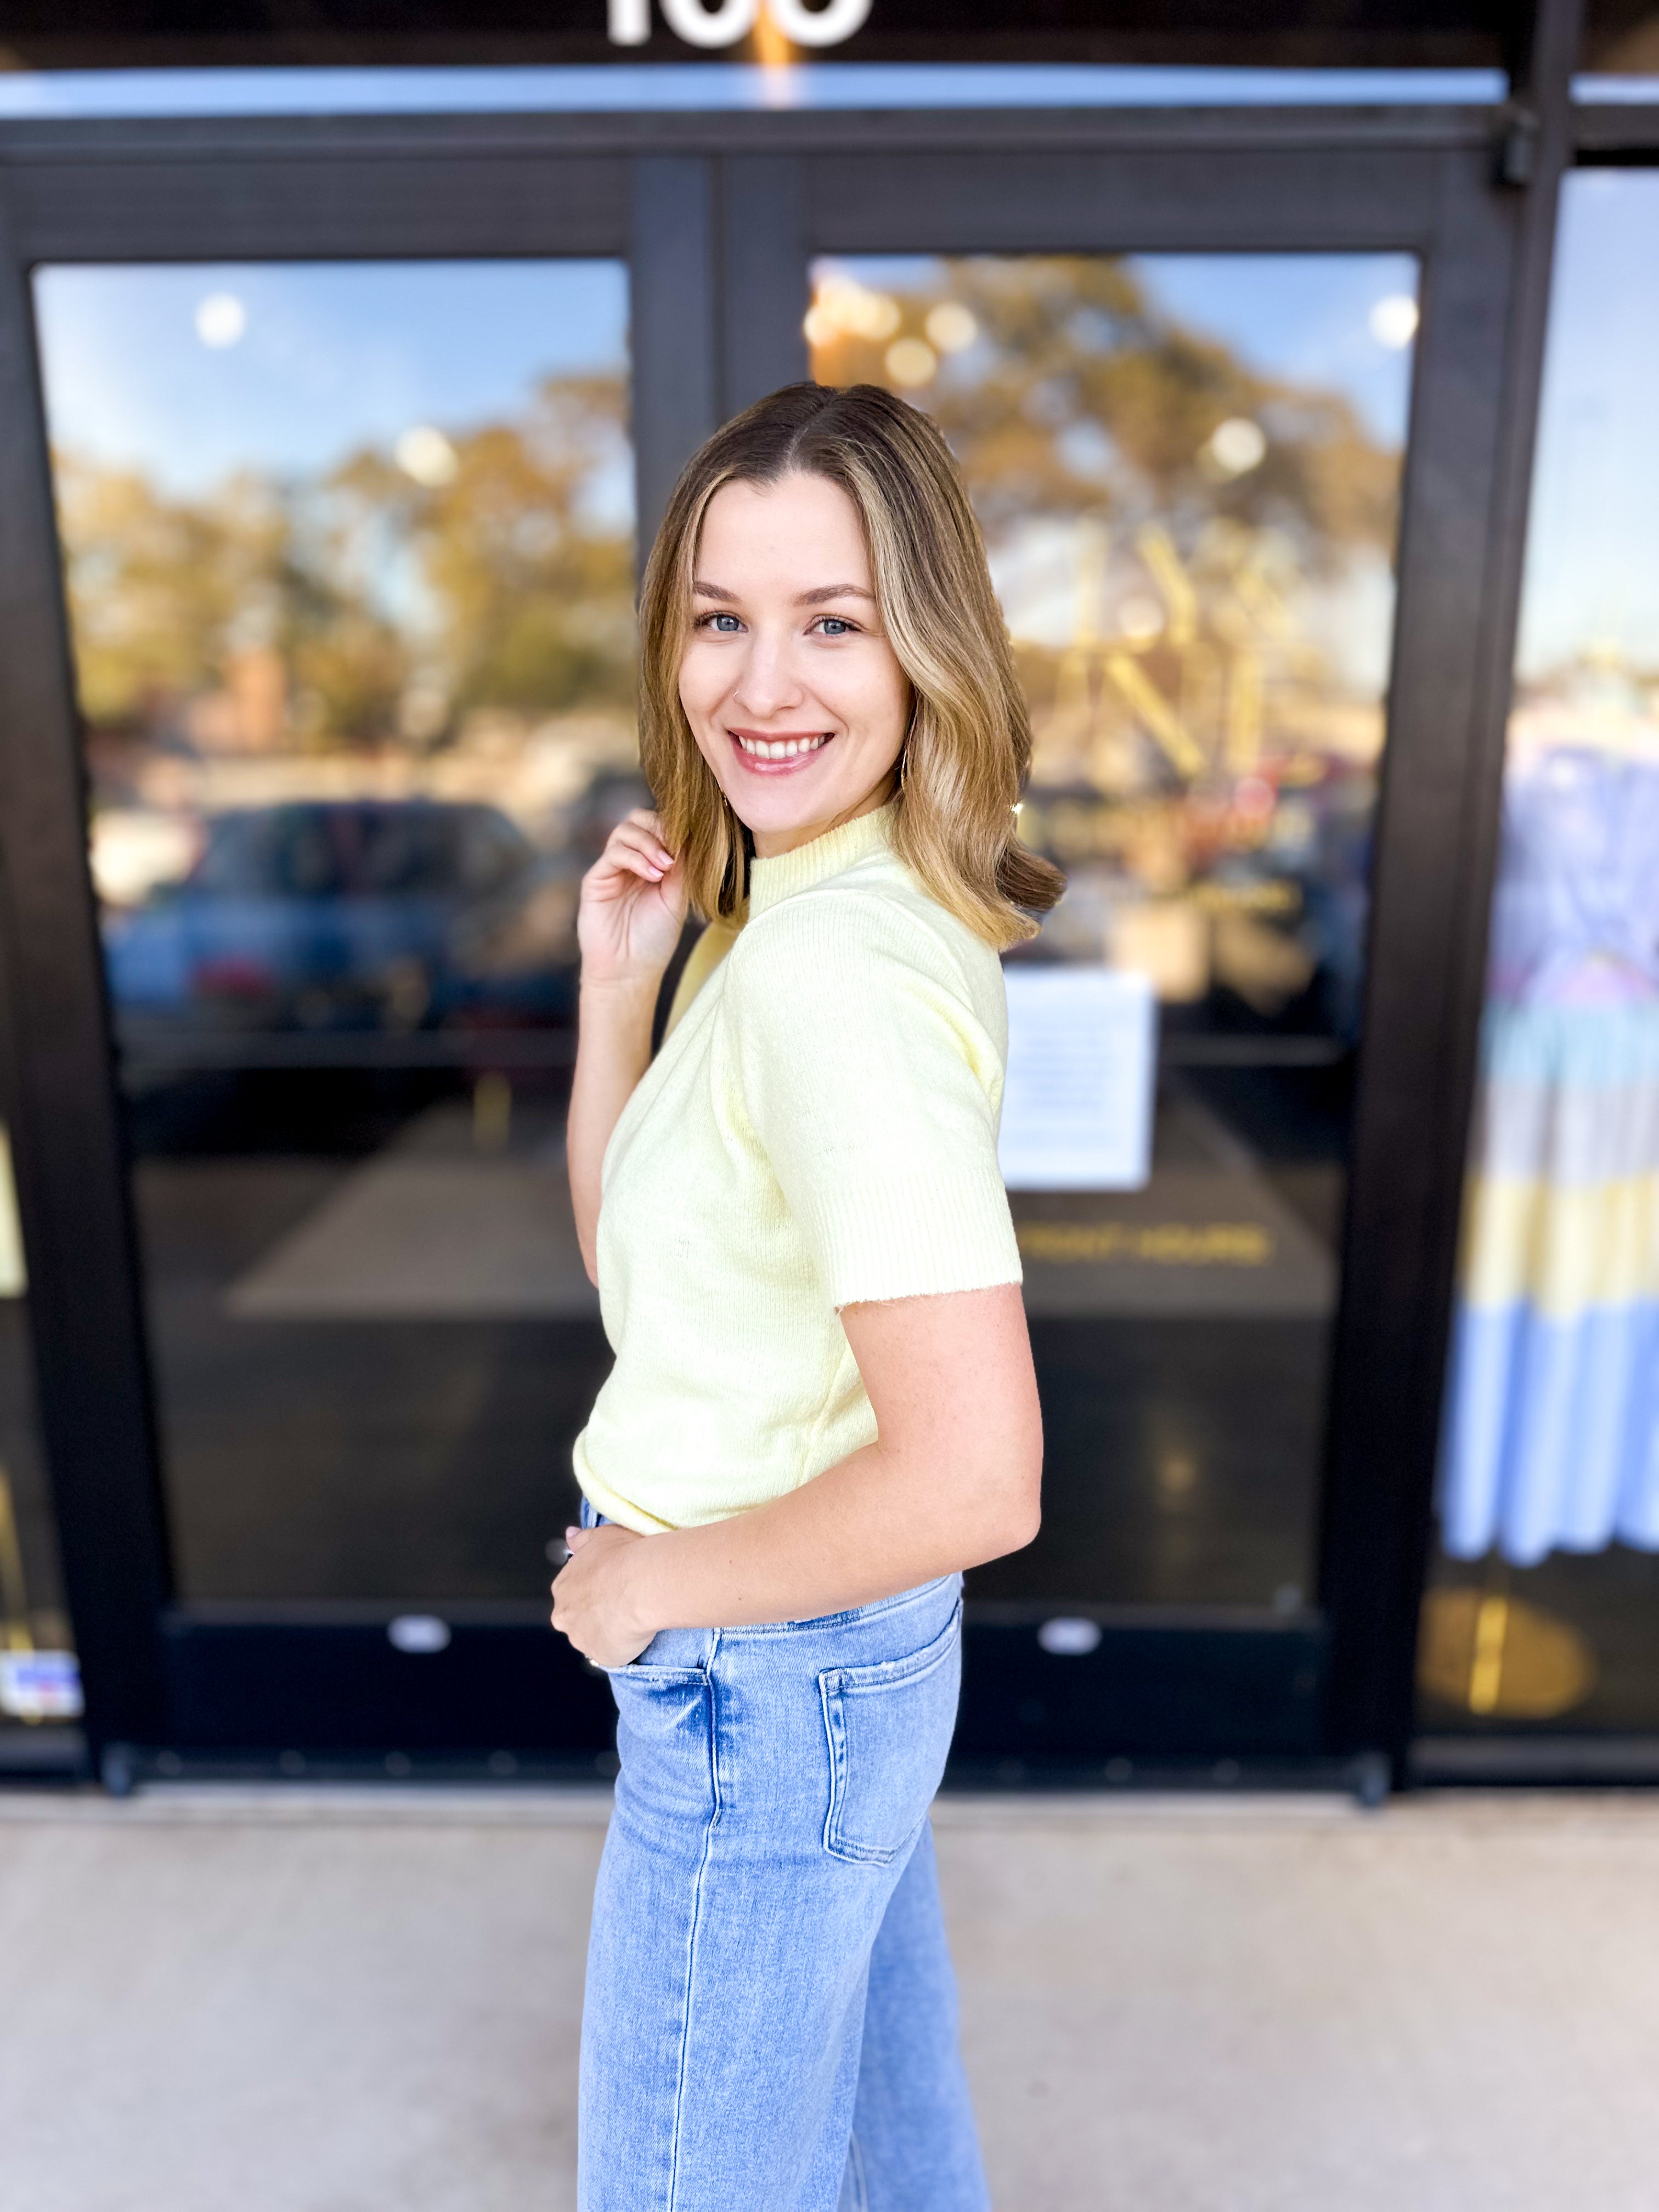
[700,612,742,633]
[817,617,854,636]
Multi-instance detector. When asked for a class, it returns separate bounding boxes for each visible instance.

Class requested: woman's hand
[576,808,689,988]
[566,808,686,1284]
[569,1286,1041,1635]
[550,1523,656,1669]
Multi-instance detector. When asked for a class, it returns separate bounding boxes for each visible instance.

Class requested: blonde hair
[637,382,1065,948]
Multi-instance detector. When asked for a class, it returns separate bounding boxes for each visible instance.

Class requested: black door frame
[0,93,1559,1787]
[757,115,1536,1784]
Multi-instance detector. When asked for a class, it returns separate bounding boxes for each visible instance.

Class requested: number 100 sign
[609,0,872,46]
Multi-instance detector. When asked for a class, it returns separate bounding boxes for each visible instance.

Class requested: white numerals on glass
[608,0,872,47]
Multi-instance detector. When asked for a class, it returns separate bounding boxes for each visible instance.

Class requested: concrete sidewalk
[1,1787,1656,2210]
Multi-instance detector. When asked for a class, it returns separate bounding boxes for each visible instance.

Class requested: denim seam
[820,1600,963,1866]
[665,1633,722,2212]
[847,2128,871,2212]
[819,1667,845,1861]
[831,1599,963,1697]
[714,1573,957,1644]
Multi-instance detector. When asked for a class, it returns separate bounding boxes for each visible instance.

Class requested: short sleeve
[726,898,1023,1307]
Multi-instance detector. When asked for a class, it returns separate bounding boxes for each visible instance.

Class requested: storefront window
[813,252,1416,1609]
[1423,172,1659,1734]
[35,260,633,1606]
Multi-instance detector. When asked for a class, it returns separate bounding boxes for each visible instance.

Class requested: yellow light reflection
[752,7,797,103]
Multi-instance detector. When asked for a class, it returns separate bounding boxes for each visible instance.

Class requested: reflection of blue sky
[825,252,1415,685]
[33,259,633,523]
[1517,171,1659,681]
[1124,256,1417,447]
[0,65,1507,119]
[827,252,1417,444]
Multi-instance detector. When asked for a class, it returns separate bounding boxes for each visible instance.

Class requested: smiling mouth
[729,730,833,771]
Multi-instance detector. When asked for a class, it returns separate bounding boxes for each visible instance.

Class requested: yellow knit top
[571,797,1023,1534]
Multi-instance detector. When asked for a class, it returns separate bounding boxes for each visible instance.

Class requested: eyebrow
[691,579,876,606]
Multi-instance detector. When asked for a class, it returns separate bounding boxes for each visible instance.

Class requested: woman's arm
[567,973,658,1285]
[567,809,687,1283]
[551,1279,1041,1664]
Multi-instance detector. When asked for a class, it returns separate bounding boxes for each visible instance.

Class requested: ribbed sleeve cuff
[807,1162,1024,1308]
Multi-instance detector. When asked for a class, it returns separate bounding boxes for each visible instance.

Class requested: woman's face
[678,471,911,856]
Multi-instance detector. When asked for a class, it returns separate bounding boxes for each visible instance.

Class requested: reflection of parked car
[104,800,575,1032]
[1013,766,1374,1039]
[558,770,656,862]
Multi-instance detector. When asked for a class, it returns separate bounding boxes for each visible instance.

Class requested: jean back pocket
[819,1596,963,1866]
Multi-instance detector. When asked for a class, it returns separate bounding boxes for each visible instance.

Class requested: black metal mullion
[4,143,632,263]
[0,104,1503,178]
[718,154,809,420]
[804,143,1446,254]
[0,177,173,1759]
[1572,105,1659,158]
[1316,145,1521,1771]
[1320,0,1587,1775]
[630,154,720,550]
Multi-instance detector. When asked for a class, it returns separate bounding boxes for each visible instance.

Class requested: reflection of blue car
[105,800,576,1033]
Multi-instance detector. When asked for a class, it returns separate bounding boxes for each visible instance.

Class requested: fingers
[586,841,673,898]
[605,817,676,882]
[548,1523,594,1609]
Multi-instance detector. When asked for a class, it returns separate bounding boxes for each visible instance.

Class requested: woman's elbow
[974,1440,1043,1560]
[997,1480,1042,1558]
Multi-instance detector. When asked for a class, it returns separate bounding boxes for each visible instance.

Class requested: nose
[730,626,806,721]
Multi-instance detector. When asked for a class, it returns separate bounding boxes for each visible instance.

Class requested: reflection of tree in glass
[811,255,1400,792]
[812,257,1405,1036]
[54,372,634,757]
[328,374,634,731]
[55,458,289,738]
[808,257,1397,563]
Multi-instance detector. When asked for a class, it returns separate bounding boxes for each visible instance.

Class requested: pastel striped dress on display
[1438,742,1659,1565]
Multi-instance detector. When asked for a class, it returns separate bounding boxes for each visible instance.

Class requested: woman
[552,381,1064,2211]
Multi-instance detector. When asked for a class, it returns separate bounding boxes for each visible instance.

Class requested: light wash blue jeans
[577,1505,989,2211]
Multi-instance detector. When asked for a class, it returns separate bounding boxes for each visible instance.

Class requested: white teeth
[737,733,829,760]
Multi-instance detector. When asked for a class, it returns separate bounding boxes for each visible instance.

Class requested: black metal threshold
[946,1752,1389,1805]
[74,1741,1392,1805]
[0,1725,88,1782]
[1412,1734,1659,1787]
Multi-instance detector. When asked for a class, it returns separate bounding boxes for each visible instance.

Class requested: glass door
[37,257,631,1605]
[774,125,1525,1775]
[30,251,644,1768]
[814,250,1415,1605]
[808,250,1415,1761]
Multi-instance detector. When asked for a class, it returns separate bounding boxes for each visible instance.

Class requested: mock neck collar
[747,799,898,917]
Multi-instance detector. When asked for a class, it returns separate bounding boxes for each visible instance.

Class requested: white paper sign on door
[998,965,1157,1192]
